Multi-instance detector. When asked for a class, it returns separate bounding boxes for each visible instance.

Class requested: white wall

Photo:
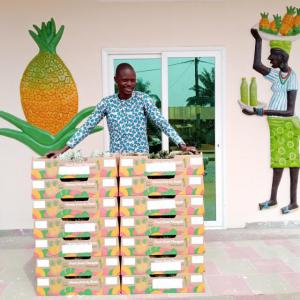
[1,0,300,229]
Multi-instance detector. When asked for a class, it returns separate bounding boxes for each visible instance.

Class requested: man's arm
[46,100,107,158]
[143,95,197,153]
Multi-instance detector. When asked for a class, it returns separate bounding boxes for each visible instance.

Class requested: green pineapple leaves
[0,106,103,156]
[29,18,64,54]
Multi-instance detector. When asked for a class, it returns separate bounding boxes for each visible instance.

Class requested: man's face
[115,68,136,97]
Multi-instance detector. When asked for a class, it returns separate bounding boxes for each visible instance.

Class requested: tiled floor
[1,227,300,299]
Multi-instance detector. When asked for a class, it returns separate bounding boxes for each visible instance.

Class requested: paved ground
[0,227,300,299]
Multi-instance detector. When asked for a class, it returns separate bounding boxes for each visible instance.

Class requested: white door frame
[102,47,226,228]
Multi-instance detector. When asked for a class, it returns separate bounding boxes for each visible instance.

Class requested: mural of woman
[243,28,300,214]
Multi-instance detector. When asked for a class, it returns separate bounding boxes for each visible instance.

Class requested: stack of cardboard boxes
[32,156,121,296]
[118,154,205,294]
[31,153,205,295]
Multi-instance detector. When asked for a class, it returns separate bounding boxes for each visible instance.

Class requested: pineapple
[20,18,78,135]
[282,6,296,27]
[269,14,282,35]
[259,12,270,32]
[294,8,300,34]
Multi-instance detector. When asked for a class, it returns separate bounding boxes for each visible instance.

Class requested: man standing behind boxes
[47,63,196,157]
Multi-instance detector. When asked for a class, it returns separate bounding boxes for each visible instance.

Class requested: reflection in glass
[168,57,216,221]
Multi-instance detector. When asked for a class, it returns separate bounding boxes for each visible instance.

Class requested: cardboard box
[33,197,118,219]
[120,215,204,237]
[33,218,119,239]
[32,156,118,179]
[119,195,204,217]
[36,276,120,296]
[36,256,120,277]
[120,235,205,256]
[121,274,205,294]
[119,154,204,177]
[34,237,120,258]
[32,178,118,199]
[119,175,204,196]
[121,255,205,275]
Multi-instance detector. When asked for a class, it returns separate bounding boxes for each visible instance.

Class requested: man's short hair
[115,63,135,77]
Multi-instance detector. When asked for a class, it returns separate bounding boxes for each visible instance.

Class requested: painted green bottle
[250,77,258,106]
[240,77,249,105]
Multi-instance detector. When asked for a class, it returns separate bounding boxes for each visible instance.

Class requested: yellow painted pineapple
[20,18,78,135]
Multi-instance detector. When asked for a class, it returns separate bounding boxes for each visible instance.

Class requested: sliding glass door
[102,49,224,227]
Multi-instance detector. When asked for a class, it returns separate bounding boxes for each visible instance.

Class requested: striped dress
[264,68,300,168]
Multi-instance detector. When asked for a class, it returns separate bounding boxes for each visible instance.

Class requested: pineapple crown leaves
[29,18,64,54]
[286,6,296,15]
[260,12,269,18]
[273,14,282,29]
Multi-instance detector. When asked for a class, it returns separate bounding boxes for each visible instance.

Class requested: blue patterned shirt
[67,91,185,153]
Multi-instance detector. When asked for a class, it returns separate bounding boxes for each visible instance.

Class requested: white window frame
[102,47,226,228]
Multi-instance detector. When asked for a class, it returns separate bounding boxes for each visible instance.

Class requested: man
[47,63,196,157]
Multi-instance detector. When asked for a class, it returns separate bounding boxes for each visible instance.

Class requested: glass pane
[168,57,216,221]
[114,58,162,153]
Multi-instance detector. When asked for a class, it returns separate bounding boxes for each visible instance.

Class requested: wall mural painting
[0,18,103,155]
[239,6,300,214]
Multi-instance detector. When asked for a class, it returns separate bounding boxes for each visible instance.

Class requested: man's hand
[178,144,198,154]
[45,145,71,159]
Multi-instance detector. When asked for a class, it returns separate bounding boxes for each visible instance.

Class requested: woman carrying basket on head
[243,28,300,214]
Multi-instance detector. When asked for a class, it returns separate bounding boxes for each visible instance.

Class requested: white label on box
[122,238,134,246]
[105,276,118,285]
[32,180,45,189]
[121,198,134,207]
[106,258,118,266]
[35,240,48,248]
[191,275,203,283]
[103,178,115,187]
[152,278,183,289]
[104,218,117,227]
[147,199,175,210]
[123,276,134,285]
[191,236,204,245]
[104,238,117,246]
[33,201,46,209]
[191,216,204,225]
[189,176,202,185]
[35,221,48,229]
[192,255,204,264]
[37,278,49,287]
[122,217,134,227]
[120,178,132,187]
[146,162,176,173]
[37,259,49,267]
[190,157,202,165]
[58,166,90,175]
[33,161,45,169]
[191,197,203,206]
[103,198,116,207]
[123,257,136,266]
[64,223,96,233]
[120,159,133,167]
[62,243,92,254]
[104,159,116,167]
[151,261,182,272]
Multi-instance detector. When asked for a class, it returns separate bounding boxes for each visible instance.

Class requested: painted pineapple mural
[20,18,78,135]
[0,18,102,155]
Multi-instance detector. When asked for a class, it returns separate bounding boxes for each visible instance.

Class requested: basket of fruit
[254,6,300,41]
